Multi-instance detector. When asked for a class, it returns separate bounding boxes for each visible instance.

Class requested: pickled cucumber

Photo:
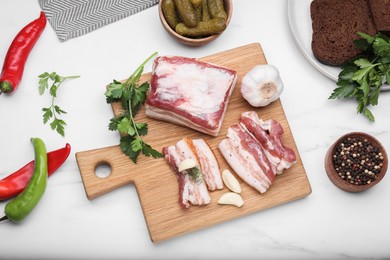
[191,0,202,6]
[202,0,211,21]
[208,0,227,21]
[175,18,226,38]
[162,0,179,30]
[174,0,198,28]
[192,0,202,22]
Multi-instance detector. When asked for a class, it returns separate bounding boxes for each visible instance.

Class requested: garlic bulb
[240,64,284,107]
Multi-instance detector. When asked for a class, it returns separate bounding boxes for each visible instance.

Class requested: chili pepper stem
[0,81,13,94]
[0,215,9,222]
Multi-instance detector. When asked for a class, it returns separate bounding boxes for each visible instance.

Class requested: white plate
[287,0,390,90]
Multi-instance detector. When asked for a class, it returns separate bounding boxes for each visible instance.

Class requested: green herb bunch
[38,72,80,136]
[105,52,162,163]
[329,32,390,122]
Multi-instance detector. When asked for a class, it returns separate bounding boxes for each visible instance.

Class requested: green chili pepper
[0,138,48,223]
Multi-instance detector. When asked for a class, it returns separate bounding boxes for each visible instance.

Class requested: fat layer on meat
[146,56,237,136]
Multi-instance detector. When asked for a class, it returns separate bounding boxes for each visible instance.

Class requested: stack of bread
[310,0,390,66]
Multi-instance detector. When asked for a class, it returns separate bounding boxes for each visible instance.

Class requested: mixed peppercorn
[332,136,384,186]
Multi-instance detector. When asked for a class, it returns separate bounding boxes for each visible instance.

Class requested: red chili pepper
[0,11,46,94]
[0,143,71,201]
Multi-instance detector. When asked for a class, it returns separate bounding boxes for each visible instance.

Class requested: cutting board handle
[75,145,135,200]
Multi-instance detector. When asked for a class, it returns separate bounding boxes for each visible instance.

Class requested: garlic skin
[240,64,284,107]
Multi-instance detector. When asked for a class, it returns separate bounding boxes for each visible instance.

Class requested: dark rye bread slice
[369,0,390,34]
[310,0,377,66]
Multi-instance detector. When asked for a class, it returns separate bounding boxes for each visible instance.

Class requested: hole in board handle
[95,162,112,179]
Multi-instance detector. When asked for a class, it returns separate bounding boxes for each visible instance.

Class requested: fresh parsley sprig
[38,72,80,136]
[329,32,390,122]
[105,52,162,163]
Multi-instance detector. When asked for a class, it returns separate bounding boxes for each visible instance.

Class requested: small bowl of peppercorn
[325,132,388,193]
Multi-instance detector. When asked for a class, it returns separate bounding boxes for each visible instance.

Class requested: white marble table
[1,0,389,259]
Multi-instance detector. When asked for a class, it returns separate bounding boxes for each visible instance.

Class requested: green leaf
[49,72,57,81]
[338,63,358,81]
[352,66,374,82]
[50,83,58,98]
[373,37,390,57]
[50,118,66,137]
[108,115,124,131]
[329,81,356,99]
[353,38,370,51]
[141,142,163,158]
[54,105,67,115]
[38,77,49,95]
[133,82,149,106]
[362,107,375,122]
[369,87,381,106]
[137,123,148,136]
[38,72,50,78]
[42,107,53,124]
[119,136,140,163]
[131,138,143,152]
[117,117,132,135]
[354,58,373,69]
[357,32,374,44]
[358,79,370,103]
[106,81,124,99]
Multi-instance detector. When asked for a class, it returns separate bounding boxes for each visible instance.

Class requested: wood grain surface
[75,43,312,242]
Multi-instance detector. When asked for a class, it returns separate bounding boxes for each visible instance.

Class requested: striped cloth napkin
[38,0,159,42]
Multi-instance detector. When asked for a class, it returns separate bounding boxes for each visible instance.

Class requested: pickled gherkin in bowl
[159,0,232,46]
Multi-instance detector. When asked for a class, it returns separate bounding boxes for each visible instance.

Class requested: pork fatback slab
[145,56,237,136]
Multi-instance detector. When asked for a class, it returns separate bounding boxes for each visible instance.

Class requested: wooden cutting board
[75,43,312,242]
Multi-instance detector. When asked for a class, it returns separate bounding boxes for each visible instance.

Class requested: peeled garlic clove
[218,192,244,207]
[240,64,284,107]
[178,158,197,172]
[222,169,241,193]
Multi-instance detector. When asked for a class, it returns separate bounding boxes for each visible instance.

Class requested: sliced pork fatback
[163,137,222,208]
[192,139,223,190]
[218,123,273,193]
[163,141,210,209]
[219,112,297,194]
[146,56,237,136]
[240,111,296,174]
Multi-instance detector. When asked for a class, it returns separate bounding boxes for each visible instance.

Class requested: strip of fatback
[192,138,223,190]
[240,111,296,174]
[218,123,273,193]
[163,139,211,209]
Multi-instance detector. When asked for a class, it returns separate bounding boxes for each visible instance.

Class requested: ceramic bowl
[158,0,233,47]
[325,132,388,192]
